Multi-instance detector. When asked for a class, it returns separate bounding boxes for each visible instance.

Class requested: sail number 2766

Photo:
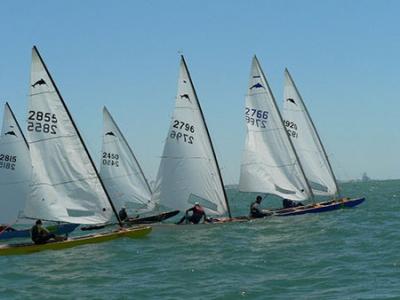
[27,111,58,135]
[245,107,268,128]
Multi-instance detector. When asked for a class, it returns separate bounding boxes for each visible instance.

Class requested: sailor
[250,195,272,218]
[282,198,304,208]
[31,220,61,244]
[176,202,207,224]
[118,207,128,222]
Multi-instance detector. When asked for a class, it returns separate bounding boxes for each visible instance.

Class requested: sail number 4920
[283,120,298,138]
[245,107,268,128]
[27,111,58,134]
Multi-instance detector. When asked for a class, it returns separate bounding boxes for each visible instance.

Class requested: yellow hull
[0,226,152,256]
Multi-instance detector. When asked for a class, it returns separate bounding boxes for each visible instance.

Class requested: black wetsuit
[119,209,128,221]
[31,225,56,244]
[282,199,304,208]
[250,201,271,218]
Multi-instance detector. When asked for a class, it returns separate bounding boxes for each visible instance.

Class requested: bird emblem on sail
[252,75,261,78]
[105,131,116,137]
[5,131,17,137]
[31,78,47,88]
[180,94,191,103]
[286,98,296,105]
[250,83,264,90]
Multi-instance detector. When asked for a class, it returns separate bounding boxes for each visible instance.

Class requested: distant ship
[362,172,371,182]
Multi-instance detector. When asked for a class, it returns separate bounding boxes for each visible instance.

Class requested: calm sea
[0,180,399,299]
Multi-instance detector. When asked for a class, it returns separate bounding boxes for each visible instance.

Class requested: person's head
[194,202,200,207]
[256,196,263,203]
[36,219,42,226]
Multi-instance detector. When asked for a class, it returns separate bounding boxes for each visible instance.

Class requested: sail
[0,103,31,224]
[100,107,153,215]
[23,46,113,224]
[282,69,338,196]
[152,56,229,216]
[239,57,311,201]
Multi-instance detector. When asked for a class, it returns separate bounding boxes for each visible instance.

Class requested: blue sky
[1,0,399,183]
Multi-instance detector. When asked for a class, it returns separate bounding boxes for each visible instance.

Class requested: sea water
[0,180,399,299]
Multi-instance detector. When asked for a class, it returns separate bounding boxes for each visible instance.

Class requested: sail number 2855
[28,111,58,135]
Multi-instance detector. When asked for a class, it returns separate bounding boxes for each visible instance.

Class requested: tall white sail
[23,46,114,224]
[100,107,153,215]
[152,56,229,216]
[0,103,31,224]
[282,69,338,196]
[239,57,311,201]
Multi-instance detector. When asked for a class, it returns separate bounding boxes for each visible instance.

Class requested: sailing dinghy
[82,107,178,230]
[273,69,364,215]
[152,56,239,224]
[0,103,78,239]
[238,57,364,218]
[0,47,150,255]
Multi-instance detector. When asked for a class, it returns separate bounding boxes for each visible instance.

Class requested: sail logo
[250,83,264,90]
[252,75,261,78]
[286,98,296,105]
[105,131,116,137]
[5,130,16,137]
[32,78,47,88]
[180,94,191,103]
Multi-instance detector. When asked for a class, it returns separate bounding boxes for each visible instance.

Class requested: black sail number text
[283,120,298,138]
[27,111,58,135]
[245,107,268,128]
[0,154,16,170]
[170,120,194,144]
[102,152,119,167]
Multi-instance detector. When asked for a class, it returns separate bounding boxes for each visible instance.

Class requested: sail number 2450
[27,111,58,134]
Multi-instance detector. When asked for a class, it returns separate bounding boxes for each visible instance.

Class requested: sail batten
[152,56,229,216]
[100,107,154,215]
[239,56,311,201]
[23,46,115,225]
[282,69,339,196]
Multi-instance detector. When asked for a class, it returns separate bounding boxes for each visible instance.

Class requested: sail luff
[255,56,313,200]
[31,46,122,226]
[180,56,231,218]
[284,68,339,197]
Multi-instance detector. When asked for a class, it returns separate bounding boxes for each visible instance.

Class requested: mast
[103,106,153,196]
[181,56,232,218]
[255,56,314,201]
[33,46,123,226]
[285,68,340,198]
[5,102,29,149]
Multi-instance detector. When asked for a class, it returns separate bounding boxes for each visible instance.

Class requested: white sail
[100,107,153,215]
[239,57,311,201]
[152,56,229,216]
[282,69,338,196]
[23,46,113,224]
[0,103,31,224]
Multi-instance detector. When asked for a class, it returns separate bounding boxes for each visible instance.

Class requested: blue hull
[0,223,79,240]
[274,197,365,217]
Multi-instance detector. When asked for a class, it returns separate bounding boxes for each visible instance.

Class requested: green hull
[0,226,152,256]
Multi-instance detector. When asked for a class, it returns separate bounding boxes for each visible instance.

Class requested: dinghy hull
[0,223,79,240]
[273,197,365,216]
[0,226,151,255]
[126,210,180,224]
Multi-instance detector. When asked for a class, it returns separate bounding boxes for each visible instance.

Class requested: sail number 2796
[27,111,58,135]
[170,120,194,144]
[245,107,268,128]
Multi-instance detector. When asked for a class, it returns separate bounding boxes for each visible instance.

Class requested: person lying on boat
[282,199,304,209]
[31,219,65,244]
[250,196,272,218]
[176,202,207,224]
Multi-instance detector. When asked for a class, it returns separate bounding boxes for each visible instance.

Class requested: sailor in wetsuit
[250,195,272,218]
[119,207,128,221]
[31,219,58,244]
[176,202,207,224]
[282,199,304,208]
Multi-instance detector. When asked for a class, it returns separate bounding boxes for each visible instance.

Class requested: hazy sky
[1,0,399,183]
